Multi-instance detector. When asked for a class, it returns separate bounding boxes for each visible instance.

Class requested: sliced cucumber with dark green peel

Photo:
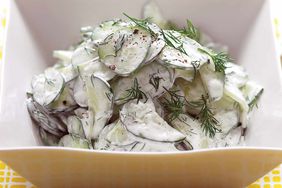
[144,23,166,63]
[157,30,209,70]
[46,82,77,113]
[73,76,88,107]
[39,127,61,146]
[31,69,64,106]
[113,62,174,105]
[99,27,152,76]
[120,100,185,142]
[58,134,92,149]
[199,64,224,101]
[67,116,86,138]
[85,75,114,139]
[26,95,66,137]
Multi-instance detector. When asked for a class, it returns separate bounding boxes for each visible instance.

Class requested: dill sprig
[161,30,187,55]
[123,13,156,36]
[248,88,264,112]
[161,88,186,122]
[189,95,221,138]
[149,74,163,91]
[178,20,201,42]
[198,48,231,73]
[115,78,148,104]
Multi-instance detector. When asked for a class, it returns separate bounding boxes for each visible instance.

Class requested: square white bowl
[0,0,282,187]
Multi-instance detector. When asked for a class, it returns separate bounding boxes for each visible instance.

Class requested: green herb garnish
[198,48,231,73]
[189,95,221,138]
[149,74,163,91]
[248,88,264,112]
[161,87,186,122]
[115,78,148,104]
[123,13,156,36]
[179,20,201,42]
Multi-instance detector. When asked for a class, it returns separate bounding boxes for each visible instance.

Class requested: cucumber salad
[26,2,263,152]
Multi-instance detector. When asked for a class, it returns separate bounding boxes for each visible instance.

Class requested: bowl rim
[1,146,282,155]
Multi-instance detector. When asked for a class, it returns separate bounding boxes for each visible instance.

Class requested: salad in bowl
[26,1,263,152]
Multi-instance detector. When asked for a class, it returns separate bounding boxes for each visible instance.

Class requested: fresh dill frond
[198,48,232,73]
[188,95,221,138]
[149,73,164,91]
[248,88,264,112]
[123,13,156,36]
[161,30,187,55]
[161,87,186,122]
[179,20,201,42]
[115,78,148,104]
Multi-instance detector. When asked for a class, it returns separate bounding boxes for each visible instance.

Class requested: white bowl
[0,0,282,187]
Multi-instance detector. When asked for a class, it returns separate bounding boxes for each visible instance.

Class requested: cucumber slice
[175,76,206,117]
[67,116,86,138]
[225,62,248,88]
[77,60,116,81]
[91,20,131,43]
[96,119,187,152]
[174,68,194,82]
[157,30,209,69]
[46,82,77,113]
[144,23,166,63]
[120,100,185,142]
[95,121,118,150]
[105,120,131,144]
[221,127,242,146]
[224,84,249,128]
[71,43,98,66]
[78,110,95,140]
[73,76,88,107]
[214,110,239,134]
[85,75,114,139]
[26,95,66,137]
[39,127,60,146]
[241,81,264,107]
[199,64,224,101]
[171,114,208,149]
[99,27,152,76]
[56,64,78,82]
[58,134,92,149]
[31,69,64,106]
[53,50,73,64]
[113,62,174,105]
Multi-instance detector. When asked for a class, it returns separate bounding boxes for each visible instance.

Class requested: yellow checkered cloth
[0,1,282,187]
